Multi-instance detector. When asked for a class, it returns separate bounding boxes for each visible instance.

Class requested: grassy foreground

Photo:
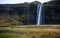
[0,25,60,38]
[0,33,29,38]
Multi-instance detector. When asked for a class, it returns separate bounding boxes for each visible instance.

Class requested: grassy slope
[0,25,60,38]
[0,33,30,38]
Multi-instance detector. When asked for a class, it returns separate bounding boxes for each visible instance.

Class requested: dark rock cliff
[0,0,60,25]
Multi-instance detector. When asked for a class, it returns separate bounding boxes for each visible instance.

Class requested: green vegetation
[0,33,30,38]
[0,32,60,38]
[0,26,60,38]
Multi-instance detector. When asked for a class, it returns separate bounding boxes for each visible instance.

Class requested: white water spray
[37,3,43,25]
[37,0,51,26]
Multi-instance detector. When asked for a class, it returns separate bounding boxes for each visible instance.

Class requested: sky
[0,0,51,4]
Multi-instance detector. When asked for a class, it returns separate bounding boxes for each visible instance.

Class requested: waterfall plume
[37,3,44,25]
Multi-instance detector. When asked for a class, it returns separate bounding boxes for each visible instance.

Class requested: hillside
[0,0,60,25]
[44,0,60,24]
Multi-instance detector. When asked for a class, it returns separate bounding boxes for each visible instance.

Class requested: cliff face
[0,0,60,25]
[0,1,39,25]
[44,0,60,24]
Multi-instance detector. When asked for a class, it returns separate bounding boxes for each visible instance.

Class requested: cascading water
[37,3,44,25]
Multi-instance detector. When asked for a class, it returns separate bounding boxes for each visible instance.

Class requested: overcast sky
[0,0,51,4]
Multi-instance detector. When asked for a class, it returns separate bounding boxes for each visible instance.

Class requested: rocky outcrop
[44,0,60,24]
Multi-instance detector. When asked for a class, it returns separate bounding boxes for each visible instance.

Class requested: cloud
[0,0,51,4]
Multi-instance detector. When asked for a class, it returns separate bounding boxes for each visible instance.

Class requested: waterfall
[37,3,43,25]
